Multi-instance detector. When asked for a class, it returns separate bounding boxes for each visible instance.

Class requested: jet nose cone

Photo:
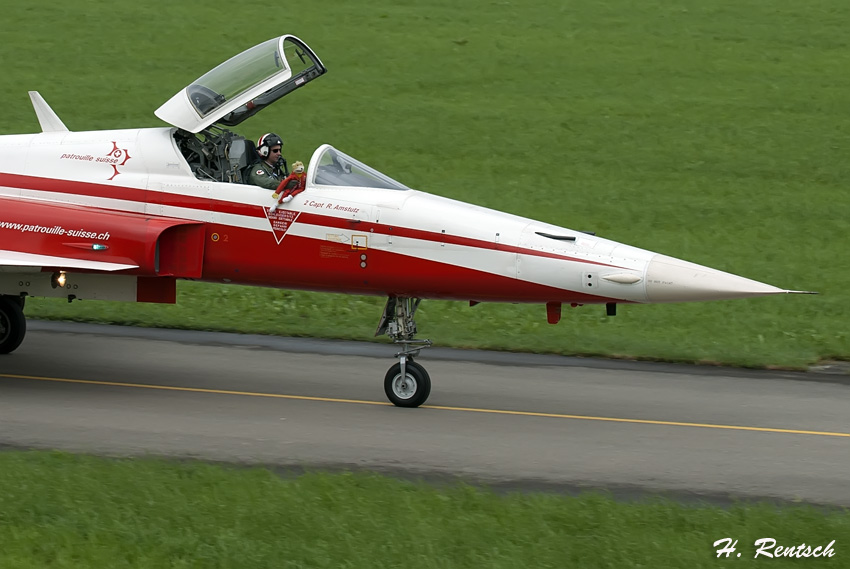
[645,254,786,303]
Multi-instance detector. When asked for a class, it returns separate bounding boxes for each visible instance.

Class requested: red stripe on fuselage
[1,172,149,204]
[0,172,262,218]
[1,172,626,269]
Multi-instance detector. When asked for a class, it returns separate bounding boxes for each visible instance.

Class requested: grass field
[2,0,848,368]
[0,451,846,569]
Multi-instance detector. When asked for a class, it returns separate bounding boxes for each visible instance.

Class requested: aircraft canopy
[309,145,410,191]
[155,35,326,133]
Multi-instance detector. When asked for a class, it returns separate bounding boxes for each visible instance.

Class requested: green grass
[2,0,848,368]
[0,451,846,568]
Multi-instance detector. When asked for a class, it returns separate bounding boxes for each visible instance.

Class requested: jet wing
[0,249,137,272]
[0,196,206,277]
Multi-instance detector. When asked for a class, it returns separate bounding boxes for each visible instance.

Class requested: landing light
[51,271,67,289]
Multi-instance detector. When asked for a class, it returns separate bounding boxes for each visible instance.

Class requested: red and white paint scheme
[0,34,812,406]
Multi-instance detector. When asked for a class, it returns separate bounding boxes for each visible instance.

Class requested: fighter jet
[0,34,813,407]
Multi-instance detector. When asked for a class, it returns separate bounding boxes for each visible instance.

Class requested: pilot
[248,133,288,189]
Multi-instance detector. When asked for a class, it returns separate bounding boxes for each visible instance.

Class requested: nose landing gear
[376,297,432,407]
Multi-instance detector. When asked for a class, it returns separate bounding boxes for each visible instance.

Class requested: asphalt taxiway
[1,321,848,506]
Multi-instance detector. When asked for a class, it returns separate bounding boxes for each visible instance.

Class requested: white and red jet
[0,34,811,407]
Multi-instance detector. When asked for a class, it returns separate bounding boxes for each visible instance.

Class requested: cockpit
[155,34,411,193]
[170,128,262,184]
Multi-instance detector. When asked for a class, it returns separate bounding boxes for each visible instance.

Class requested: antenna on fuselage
[28,91,70,133]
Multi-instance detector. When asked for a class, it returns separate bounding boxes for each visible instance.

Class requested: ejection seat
[229,137,262,184]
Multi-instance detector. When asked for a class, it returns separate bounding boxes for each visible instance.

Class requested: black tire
[384,360,431,408]
[0,295,26,354]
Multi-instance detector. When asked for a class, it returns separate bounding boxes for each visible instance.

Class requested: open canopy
[155,35,325,133]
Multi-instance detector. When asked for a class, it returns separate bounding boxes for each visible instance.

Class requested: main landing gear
[376,297,432,408]
[0,295,26,355]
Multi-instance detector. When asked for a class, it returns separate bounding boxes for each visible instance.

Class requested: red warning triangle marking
[266,209,300,244]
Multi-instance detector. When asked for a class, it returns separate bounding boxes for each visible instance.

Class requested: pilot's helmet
[257,133,284,158]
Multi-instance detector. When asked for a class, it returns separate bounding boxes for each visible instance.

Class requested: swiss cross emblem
[266,208,300,244]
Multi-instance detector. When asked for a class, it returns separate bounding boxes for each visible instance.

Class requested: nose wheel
[384,357,431,407]
[376,297,433,407]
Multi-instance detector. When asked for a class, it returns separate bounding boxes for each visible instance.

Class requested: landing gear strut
[0,295,26,354]
[376,297,432,407]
